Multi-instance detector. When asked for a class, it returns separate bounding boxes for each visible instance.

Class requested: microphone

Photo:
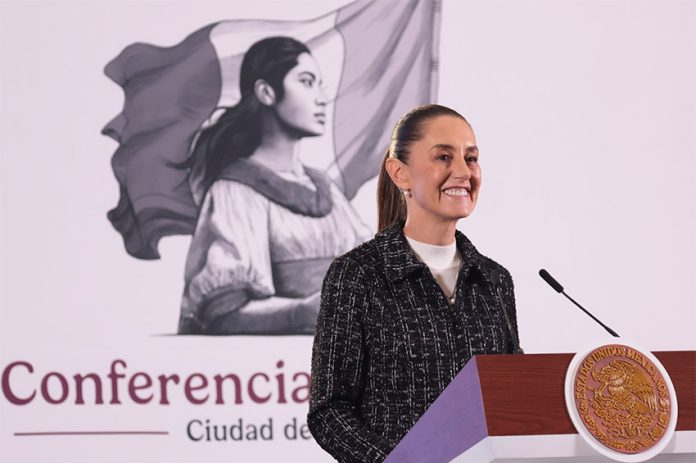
[490,270,523,354]
[538,269,619,337]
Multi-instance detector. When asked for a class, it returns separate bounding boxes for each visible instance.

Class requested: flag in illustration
[103,0,441,259]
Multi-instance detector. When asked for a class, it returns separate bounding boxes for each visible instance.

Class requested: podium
[384,352,696,463]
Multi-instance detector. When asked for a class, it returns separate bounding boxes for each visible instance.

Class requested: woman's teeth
[443,188,469,197]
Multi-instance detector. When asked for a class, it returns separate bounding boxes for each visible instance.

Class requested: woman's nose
[316,86,328,106]
[452,154,471,180]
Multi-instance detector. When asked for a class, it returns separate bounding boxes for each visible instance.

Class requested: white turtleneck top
[404,234,463,304]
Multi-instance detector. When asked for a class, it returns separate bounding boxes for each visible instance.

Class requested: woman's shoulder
[334,236,379,264]
[478,253,514,281]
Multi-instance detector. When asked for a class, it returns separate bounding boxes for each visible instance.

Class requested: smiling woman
[177,36,370,336]
[308,104,522,462]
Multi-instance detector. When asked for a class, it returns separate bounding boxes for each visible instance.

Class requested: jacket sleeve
[307,257,392,463]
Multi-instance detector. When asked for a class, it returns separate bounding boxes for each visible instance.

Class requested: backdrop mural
[103,0,440,336]
[1,0,694,462]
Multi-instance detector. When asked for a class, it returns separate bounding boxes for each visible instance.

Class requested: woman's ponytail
[377,149,406,232]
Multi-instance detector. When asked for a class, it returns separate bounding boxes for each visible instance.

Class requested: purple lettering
[128,372,153,404]
[40,372,69,404]
[107,359,127,404]
[213,374,242,405]
[157,374,180,405]
[275,361,287,404]
[248,373,271,404]
[74,373,104,405]
[2,361,36,405]
[292,372,311,403]
[184,373,208,404]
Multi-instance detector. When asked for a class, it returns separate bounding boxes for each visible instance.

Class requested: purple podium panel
[384,357,488,463]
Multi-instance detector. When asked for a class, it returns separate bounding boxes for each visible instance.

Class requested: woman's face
[404,116,481,223]
[274,52,328,137]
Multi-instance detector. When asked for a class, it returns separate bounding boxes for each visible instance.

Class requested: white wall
[438,0,696,352]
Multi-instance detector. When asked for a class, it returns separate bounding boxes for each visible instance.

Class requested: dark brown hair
[184,37,310,196]
[377,104,469,232]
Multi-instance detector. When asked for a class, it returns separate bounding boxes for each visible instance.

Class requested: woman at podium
[308,104,521,462]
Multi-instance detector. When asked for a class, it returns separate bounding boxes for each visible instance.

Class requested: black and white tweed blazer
[308,221,519,463]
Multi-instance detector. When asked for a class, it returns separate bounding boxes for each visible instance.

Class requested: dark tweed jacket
[308,222,519,463]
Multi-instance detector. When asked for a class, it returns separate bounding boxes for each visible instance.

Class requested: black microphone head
[539,269,564,293]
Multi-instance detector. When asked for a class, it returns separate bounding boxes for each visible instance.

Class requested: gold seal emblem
[574,344,672,454]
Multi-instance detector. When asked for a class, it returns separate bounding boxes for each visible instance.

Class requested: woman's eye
[466,156,479,164]
[437,153,450,161]
[300,79,313,88]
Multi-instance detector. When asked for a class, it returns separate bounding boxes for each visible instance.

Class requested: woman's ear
[385,157,411,191]
[254,79,276,106]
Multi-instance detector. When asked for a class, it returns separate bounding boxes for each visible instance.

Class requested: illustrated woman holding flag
[177,37,370,335]
[103,3,439,337]
[308,104,521,461]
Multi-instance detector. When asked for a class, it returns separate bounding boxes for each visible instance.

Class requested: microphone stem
[561,291,620,337]
[495,286,523,354]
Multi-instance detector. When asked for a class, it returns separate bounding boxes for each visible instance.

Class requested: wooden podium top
[477,351,695,436]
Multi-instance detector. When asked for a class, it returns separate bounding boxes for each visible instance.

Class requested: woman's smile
[441,186,470,197]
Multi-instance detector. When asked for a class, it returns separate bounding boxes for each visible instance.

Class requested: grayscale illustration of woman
[177,37,371,335]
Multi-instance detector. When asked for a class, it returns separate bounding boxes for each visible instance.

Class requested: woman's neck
[249,111,303,174]
[403,215,458,246]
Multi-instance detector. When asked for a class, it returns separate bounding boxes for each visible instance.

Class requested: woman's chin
[309,124,326,137]
[299,126,325,138]
[453,205,478,220]
[438,200,476,220]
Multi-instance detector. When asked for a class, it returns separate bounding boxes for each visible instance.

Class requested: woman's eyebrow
[298,71,316,80]
[429,144,479,153]
[430,143,454,152]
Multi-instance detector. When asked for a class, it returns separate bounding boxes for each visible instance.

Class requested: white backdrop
[1,0,694,462]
